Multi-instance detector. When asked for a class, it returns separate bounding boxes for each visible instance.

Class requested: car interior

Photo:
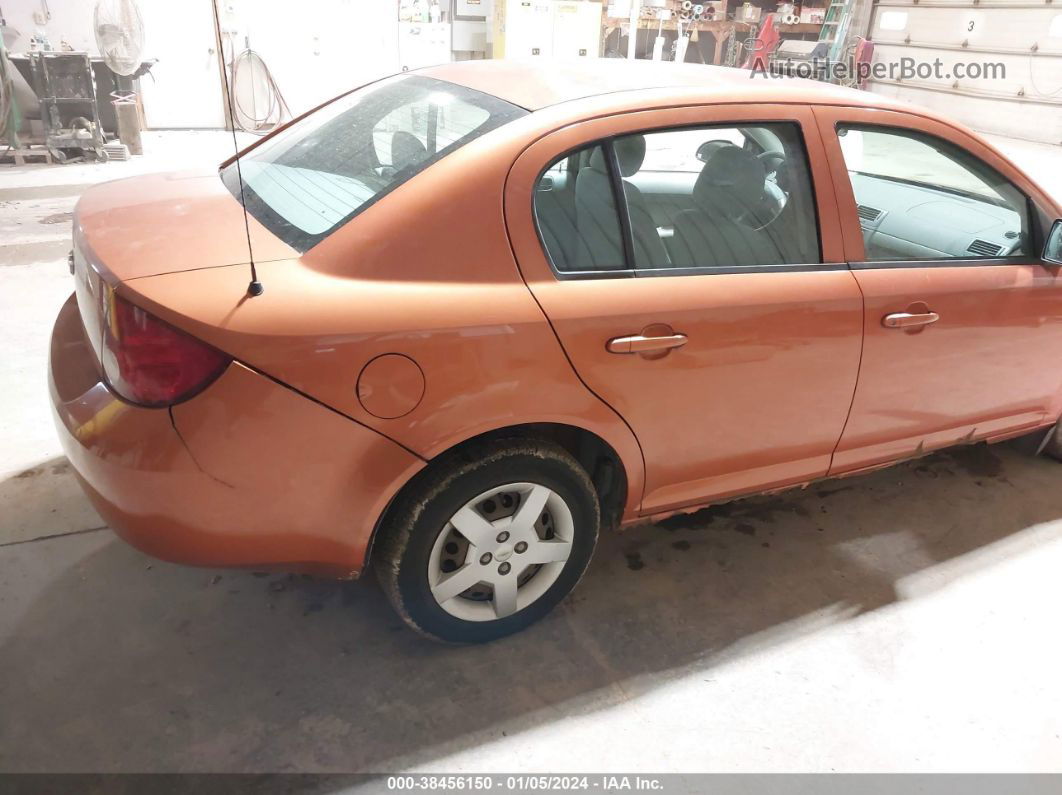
[534,123,820,273]
[837,126,1031,261]
[535,122,1033,274]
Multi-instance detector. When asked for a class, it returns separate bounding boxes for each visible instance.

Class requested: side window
[836,124,1031,261]
[532,123,822,276]
[534,144,627,272]
[623,123,821,269]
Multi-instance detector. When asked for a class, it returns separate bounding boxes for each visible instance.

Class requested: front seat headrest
[588,135,647,177]
[693,144,765,213]
[391,130,427,171]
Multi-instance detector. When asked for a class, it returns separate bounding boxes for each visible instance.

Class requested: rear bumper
[49,293,424,578]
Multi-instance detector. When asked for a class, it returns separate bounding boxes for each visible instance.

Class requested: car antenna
[211,0,263,297]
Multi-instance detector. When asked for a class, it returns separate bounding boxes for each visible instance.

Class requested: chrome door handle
[883,311,939,329]
[607,333,688,354]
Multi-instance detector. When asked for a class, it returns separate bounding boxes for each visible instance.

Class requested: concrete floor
[2,130,1062,773]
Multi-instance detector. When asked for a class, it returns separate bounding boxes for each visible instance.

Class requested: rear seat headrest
[588,135,647,177]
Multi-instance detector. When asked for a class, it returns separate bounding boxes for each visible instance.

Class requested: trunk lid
[74,169,296,282]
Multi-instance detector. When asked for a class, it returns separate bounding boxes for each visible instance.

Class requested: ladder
[818,0,854,63]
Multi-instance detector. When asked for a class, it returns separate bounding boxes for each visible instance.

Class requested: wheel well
[366,423,629,569]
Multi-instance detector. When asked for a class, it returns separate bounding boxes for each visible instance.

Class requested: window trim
[833,121,1039,269]
[636,262,849,277]
[550,262,847,281]
[849,255,1037,271]
[604,140,638,274]
[531,119,826,281]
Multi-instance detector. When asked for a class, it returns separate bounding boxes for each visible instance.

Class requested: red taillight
[102,294,231,407]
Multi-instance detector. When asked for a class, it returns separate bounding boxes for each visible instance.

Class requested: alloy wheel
[427,482,574,622]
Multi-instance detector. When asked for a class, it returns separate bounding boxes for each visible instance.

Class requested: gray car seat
[669,145,786,269]
[535,179,593,271]
[574,137,671,270]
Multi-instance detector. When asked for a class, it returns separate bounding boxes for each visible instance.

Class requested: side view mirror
[1044,219,1062,265]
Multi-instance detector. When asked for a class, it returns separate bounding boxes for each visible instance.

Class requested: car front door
[814,105,1062,474]
[505,104,864,516]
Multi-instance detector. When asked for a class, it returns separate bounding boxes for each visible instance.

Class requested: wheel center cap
[495,546,514,562]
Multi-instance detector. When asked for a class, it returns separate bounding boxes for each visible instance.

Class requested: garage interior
[3,0,1062,778]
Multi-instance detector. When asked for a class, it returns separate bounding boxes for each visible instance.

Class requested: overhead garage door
[865,1,1062,144]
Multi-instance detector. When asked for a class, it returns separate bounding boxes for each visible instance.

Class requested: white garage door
[138,0,227,128]
[866,2,1062,144]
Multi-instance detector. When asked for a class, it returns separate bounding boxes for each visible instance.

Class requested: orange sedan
[50,60,1062,642]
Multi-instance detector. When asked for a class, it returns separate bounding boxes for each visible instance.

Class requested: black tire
[1040,421,1062,461]
[374,439,600,644]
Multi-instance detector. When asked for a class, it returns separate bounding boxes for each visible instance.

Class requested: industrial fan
[94,0,146,158]
[93,0,146,77]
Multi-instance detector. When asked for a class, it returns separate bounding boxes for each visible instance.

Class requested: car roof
[419,59,903,113]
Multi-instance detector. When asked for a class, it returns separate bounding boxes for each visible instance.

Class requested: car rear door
[813,104,1062,474]
[505,104,864,516]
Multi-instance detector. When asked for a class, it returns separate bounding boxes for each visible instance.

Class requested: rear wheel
[1040,421,1062,461]
[375,440,600,643]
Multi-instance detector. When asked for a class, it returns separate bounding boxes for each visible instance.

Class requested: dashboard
[850,172,1025,261]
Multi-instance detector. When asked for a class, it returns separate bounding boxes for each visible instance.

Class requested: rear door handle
[607,333,688,354]
[883,311,939,329]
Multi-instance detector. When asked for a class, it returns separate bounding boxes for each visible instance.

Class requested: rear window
[222,75,527,253]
